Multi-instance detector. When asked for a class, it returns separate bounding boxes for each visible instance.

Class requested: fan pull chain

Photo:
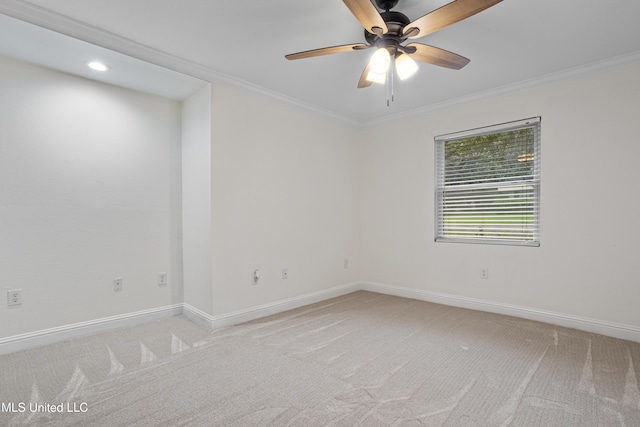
[386,64,395,107]
[391,63,395,104]
[386,72,390,107]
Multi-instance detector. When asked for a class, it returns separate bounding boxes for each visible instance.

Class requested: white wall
[208,85,361,315]
[3,47,639,343]
[360,62,640,328]
[0,55,183,337]
[182,84,213,315]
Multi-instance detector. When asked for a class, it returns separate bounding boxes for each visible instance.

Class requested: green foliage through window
[435,118,540,246]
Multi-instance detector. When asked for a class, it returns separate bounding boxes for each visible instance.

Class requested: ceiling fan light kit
[366,68,387,84]
[365,50,417,84]
[394,53,418,80]
[369,47,391,73]
[285,0,503,94]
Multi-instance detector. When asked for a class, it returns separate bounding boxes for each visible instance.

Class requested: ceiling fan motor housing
[364,10,411,55]
[375,0,399,11]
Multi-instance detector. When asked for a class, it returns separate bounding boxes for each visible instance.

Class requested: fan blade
[357,64,373,88]
[404,0,502,39]
[343,0,388,36]
[285,43,368,60]
[406,43,470,70]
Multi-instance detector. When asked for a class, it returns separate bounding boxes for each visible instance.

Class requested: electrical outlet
[7,289,22,306]
[282,268,288,280]
[480,268,489,280]
[344,259,349,269]
[158,272,168,286]
[253,269,260,285]
[113,277,123,292]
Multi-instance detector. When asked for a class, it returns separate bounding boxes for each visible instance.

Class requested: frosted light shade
[365,69,386,84]
[369,48,390,74]
[395,54,418,80]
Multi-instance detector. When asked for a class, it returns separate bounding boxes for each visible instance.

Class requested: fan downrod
[374,0,399,11]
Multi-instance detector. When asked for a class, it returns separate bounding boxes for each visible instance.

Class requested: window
[435,117,541,246]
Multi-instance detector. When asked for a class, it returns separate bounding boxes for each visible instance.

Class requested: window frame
[434,117,541,247]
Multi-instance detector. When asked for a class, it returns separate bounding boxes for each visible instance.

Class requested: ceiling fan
[285,0,503,88]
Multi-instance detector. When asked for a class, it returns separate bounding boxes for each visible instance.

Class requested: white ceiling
[0,13,206,100]
[2,0,640,125]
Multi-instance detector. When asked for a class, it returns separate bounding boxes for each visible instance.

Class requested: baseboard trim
[184,282,361,330]
[182,303,216,330]
[4,281,638,355]
[361,281,640,343]
[0,304,183,355]
[0,284,360,355]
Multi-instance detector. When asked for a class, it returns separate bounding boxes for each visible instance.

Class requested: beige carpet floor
[1,291,640,426]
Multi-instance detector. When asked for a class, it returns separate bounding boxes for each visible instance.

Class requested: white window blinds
[435,117,541,246]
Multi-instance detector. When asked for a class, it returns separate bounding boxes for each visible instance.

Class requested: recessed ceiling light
[87,61,109,72]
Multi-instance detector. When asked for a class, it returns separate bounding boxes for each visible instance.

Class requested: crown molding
[2,0,640,128]
[0,0,358,126]
[364,49,640,127]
